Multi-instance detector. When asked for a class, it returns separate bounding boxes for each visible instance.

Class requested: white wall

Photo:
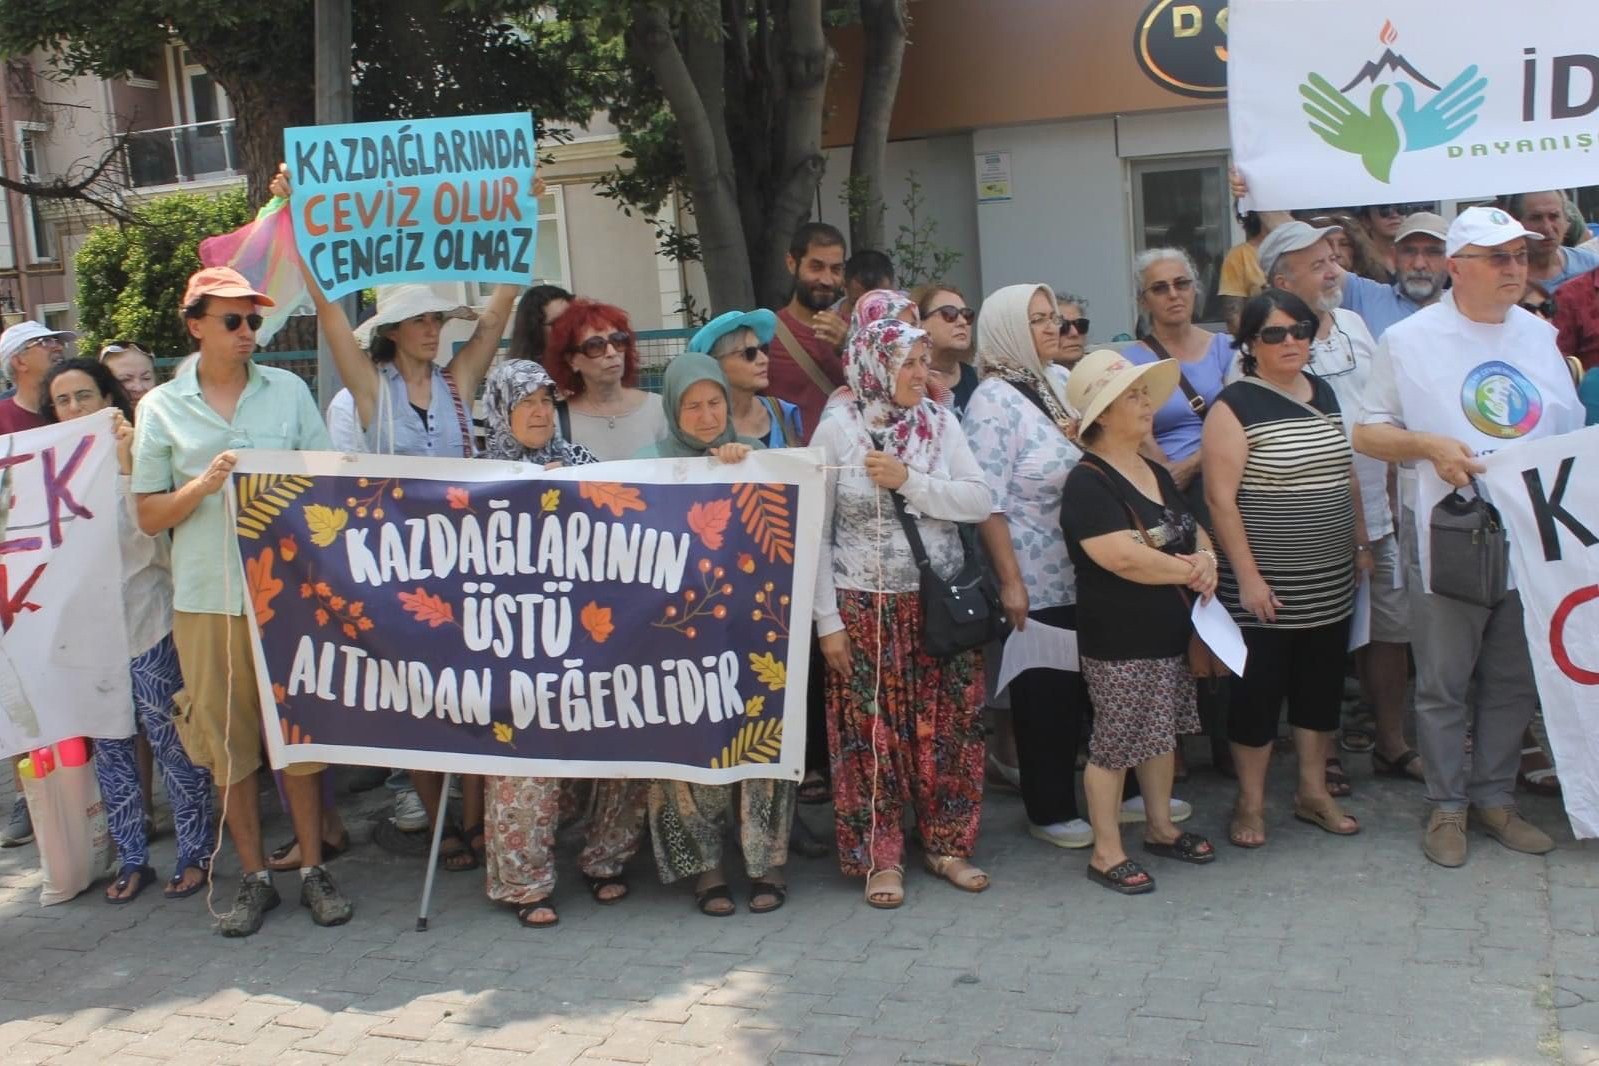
[817,133,983,301]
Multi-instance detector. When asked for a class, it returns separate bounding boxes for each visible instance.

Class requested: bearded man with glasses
[131,266,352,936]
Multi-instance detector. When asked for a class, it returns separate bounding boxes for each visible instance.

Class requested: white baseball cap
[0,320,74,371]
[1257,220,1341,281]
[1446,206,1543,256]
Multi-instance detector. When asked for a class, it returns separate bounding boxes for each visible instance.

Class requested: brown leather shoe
[1423,809,1467,867]
[1472,806,1555,855]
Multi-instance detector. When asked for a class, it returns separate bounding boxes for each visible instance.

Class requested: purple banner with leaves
[229,449,823,783]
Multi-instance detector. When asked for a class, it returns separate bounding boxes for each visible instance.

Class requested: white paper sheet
[1191,596,1248,677]
[1348,575,1371,652]
[994,620,1079,694]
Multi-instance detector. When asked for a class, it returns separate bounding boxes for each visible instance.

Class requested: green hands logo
[1300,24,1487,183]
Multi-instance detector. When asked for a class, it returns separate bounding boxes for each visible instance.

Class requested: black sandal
[1143,831,1216,865]
[106,863,155,905]
[1086,859,1155,895]
[515,900,558,928]
[463,822,486,865]
[1373,748,1424,781]
[748,880,787,914]
[266,833,349,872]
[694,882,736,917]
[1324,758,1353,798]
[585,874,629,904]
[439,825,479,872]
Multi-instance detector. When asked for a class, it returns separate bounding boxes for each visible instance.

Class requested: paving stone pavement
[0,756,1594,1065]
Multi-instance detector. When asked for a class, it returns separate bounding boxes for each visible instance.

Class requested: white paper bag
[23,762,115,906]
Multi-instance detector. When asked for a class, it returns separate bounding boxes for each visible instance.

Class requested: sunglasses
[1254,321,1317,344]
[928,304,976,324]
[723,343,768,363]
[1061,318,1091,335]
[1519,298,1556,318]
[1144,278,1195,296]
[572,330,630,358]
[204,313,263,332]
[99,341,151,360]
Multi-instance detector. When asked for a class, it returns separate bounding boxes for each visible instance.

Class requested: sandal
[265,832,350,872]
[1228,807,1266,849]
[1339,722,1377,755]
[106,863,156,904]
[1086,859,1155,895]
[1373,748,1425,782]
[1143,831,1216,865]
[923,854,990,893]
[1293,797,1360,836]
[1518,746,1562,796]
[164,863,207,900]
[514,900,559,928]
[694,882,736,917]
[749,880,787,914]
[1324,758,1353,798]
[463,822,486,865]
[797,772,832,805]
[585,874,630,905]
[865,866,904,909]
[439,825,479,872]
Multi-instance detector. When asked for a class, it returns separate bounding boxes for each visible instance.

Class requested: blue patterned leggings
[93,635,215,872]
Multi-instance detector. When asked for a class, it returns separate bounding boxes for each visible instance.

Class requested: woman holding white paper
[1060,349,1219,896]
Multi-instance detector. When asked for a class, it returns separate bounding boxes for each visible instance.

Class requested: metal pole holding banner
[415,771,452,932]
[313,0,354,412]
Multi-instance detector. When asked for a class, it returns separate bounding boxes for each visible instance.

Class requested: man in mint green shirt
[132,266,352,937]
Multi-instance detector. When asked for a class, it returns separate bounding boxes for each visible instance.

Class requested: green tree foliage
[73,190,252,359]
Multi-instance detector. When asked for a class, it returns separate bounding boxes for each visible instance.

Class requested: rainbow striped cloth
[198,197,314,347]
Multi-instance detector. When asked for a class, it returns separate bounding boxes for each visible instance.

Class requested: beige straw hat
[1066,348,1182,435]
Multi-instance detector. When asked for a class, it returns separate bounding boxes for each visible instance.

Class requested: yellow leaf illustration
[540,488,560,513]
[303,504,349,548]
[748,652,786,691]
[710,717,784,769]
[493,722,513,744]
[744,695,765,718]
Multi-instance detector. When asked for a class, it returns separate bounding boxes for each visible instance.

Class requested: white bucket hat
[352,284,477,349]
[1066,348,1182,436]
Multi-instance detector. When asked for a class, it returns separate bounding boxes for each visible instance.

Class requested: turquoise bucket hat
[690,309,778,357]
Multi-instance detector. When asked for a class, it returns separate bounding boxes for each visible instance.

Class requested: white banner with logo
[0,411,133,758]
[1229,0,1599,209]
[1481,427,1599,839]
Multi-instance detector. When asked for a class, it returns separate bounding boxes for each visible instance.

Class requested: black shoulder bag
[884,490,1007,657]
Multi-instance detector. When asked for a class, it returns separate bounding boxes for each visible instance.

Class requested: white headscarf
[975,283,1076,434]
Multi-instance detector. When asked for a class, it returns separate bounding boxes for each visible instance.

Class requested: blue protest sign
[284,112,539,299]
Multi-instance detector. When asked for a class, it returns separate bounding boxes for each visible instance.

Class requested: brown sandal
[864,866,904,909]
[1293,797,1360,836]
[923,854,990,892]
[1228,807,1266,849]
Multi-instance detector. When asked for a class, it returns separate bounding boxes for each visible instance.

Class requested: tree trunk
[191,48,314,207]
[848,0,907,253]
[752,0,831,310]
[630,3,756,312]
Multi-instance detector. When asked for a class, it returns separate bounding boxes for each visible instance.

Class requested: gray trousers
[1401,509,1537,810]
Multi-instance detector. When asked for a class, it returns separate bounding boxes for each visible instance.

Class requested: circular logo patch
[1460,361,1542,439]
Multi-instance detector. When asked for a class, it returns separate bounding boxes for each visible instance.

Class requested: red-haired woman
[546,299,668,460]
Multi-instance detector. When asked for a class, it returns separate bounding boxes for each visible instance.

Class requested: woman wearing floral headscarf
[478,360,646,928]
[639,353,796,917]
[836,290,954,411]
[813,318,993,909]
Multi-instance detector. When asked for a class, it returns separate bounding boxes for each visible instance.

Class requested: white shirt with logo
[1360,293,1583,589]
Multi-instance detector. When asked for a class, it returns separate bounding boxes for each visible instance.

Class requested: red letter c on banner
[1550,585,1599,686]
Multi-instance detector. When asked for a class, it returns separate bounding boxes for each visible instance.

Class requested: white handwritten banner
[0,411,132,757]
[230,448,823,784]
[1229,0,1599,209]
[1481,426,1599,838]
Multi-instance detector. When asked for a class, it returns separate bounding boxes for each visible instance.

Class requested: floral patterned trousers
[648,780,796,884]
[825,589,986,877]
[484,776,646,905]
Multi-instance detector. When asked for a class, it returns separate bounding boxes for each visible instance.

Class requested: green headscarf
[640,351,764,458]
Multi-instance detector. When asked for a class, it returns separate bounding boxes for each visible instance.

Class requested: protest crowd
[1,153,1594,942]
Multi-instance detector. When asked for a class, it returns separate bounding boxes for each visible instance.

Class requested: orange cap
[181,266,275,312]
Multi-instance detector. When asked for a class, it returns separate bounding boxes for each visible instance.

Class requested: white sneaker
[391,789,428,832]
[1028,819,1094,848]
[1119,796,1193,824]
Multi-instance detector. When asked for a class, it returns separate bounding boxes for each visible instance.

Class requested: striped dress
[1214,375,1355,629]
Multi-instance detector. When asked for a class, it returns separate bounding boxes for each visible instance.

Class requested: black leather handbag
[1429,480,1509,609]
[886,490,1008,657]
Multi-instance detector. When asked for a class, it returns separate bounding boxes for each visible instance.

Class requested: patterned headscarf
[483,360,597,467]
[838,288,955,411]
[840,318,943,473]
[975,283,1077,436]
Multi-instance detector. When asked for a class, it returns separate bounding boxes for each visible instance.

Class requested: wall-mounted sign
[976,152,1013,204]
[1134,0,1230,99]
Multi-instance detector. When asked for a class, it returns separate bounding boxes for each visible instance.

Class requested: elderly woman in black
[1203,289,1371,848]
[1060,349,1219,895]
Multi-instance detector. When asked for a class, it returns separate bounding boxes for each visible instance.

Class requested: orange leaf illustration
[687,498,732,551]
[399,588,456,628]
[579,481,646,518]
[314,608,329,626]
[357,617,375,631]
[300,582,314,599]
[581,601,615,643]
[446,486,471,510]
[342,623,358,639]
[245,547,284,629]
[348,601,364,618]
[272,683,287,704]
[734,483,795,564]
